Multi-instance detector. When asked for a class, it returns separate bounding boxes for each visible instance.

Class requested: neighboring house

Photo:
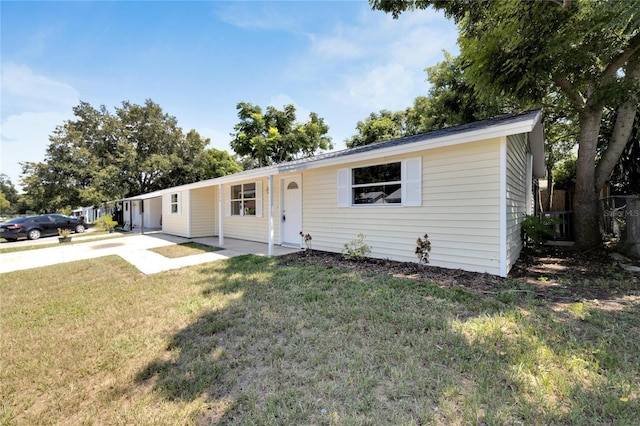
[131,110,545,277]
[122,190,163,231]
[77,205,102,223]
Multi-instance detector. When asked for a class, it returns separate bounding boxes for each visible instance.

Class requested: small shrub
[57,228,72,237]
[415,233,431,265]
[96,214,118,233]
[521,215,558,247]
[342,233,371,261]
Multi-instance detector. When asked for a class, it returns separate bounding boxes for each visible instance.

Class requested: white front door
[282,176,302,247]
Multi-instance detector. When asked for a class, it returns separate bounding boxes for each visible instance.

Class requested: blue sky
[1,1,458,191]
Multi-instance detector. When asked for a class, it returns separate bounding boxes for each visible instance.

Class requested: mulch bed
[279,246,640,304]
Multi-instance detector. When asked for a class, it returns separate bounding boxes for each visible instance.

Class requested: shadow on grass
[135,255,640,425]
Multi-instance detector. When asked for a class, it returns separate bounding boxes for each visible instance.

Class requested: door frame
[279,174,302,247]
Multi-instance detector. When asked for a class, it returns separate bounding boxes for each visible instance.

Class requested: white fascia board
[122,190,165,201]
[282,112,543,173]
[158,167,279,195]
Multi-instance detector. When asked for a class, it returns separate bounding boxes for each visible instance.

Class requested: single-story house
[134,110,545,277]
[76,205,103,223]
[121,190,163,231]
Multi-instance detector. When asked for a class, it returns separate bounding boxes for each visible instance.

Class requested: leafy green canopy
[230,102,333,169]
[20,100,240,213]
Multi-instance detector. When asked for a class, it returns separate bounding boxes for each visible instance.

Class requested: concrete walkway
[0,232,300,275]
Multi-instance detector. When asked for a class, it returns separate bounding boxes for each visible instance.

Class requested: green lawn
[149,242,222,258]
[1,254,639,425]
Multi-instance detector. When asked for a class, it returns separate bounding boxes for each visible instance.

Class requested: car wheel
[27,229,42,240]
[75,224,85,234]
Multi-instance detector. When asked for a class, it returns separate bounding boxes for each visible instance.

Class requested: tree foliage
[371,0,640,248]
[20,100,240,212]
[230,102,332,168]
[346,109,407,148]
[346,51,520,146]
[0,174,19,214]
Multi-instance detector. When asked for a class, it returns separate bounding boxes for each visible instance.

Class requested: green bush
[521,215,558,246]
[342,233,371,261]
[95,214,118,233]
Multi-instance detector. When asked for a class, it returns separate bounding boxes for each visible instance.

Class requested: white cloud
[311,34,364,59]
[345,63,416,111]
[215,3,302,32]
[269,94,311,121]
[0,64,79,190]
[292,7,457,107]
[1,63,79,116]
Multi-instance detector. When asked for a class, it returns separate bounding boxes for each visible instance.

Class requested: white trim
[526,153,534,215]
[218,183,224,246]
[169,192,181,215]
[499,137,508,277]
[255,180,263,217]
[268,175,274,256]
[186,191,192,238]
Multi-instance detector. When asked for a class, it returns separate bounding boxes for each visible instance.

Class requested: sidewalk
[0,233,300,275]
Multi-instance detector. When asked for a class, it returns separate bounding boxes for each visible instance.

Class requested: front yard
[1,248,639,425]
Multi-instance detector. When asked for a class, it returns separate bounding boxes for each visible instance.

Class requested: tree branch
[601,32,640,79]
[552,74,586,110]
[595,52,640,190]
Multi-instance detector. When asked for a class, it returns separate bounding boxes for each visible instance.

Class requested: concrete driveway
[0,232,299,275]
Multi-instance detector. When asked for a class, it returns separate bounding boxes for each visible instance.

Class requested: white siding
[162,191,190,237]
[190,186,217,237]
[221,177,281,243]
[302,139,502,275]
[505,133,528,272]
[144,197,162,228]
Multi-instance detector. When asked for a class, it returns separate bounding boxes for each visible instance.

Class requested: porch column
[268,175,274,256]
[218,183,224,246]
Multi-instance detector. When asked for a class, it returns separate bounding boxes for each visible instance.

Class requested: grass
[149,242,221,258]
[1,255,639,425]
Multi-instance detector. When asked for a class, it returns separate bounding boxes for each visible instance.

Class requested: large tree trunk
[573,110,603,248]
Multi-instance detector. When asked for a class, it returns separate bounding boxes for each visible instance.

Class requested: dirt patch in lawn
[91,242,125,250]
[279,246,640,305]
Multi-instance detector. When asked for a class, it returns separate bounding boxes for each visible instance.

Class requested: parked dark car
[0,214,85,241]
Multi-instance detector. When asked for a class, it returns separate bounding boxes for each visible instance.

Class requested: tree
[0,192,9,213]
[20,100,228,210]
[600,105,640,195]
[371,0,640,248]
[200,148,243,179]
[346,110,407,148]
[0,174,19,213]
[230,102,332,168]
[421,51,517,128]
[346,52,518,146]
